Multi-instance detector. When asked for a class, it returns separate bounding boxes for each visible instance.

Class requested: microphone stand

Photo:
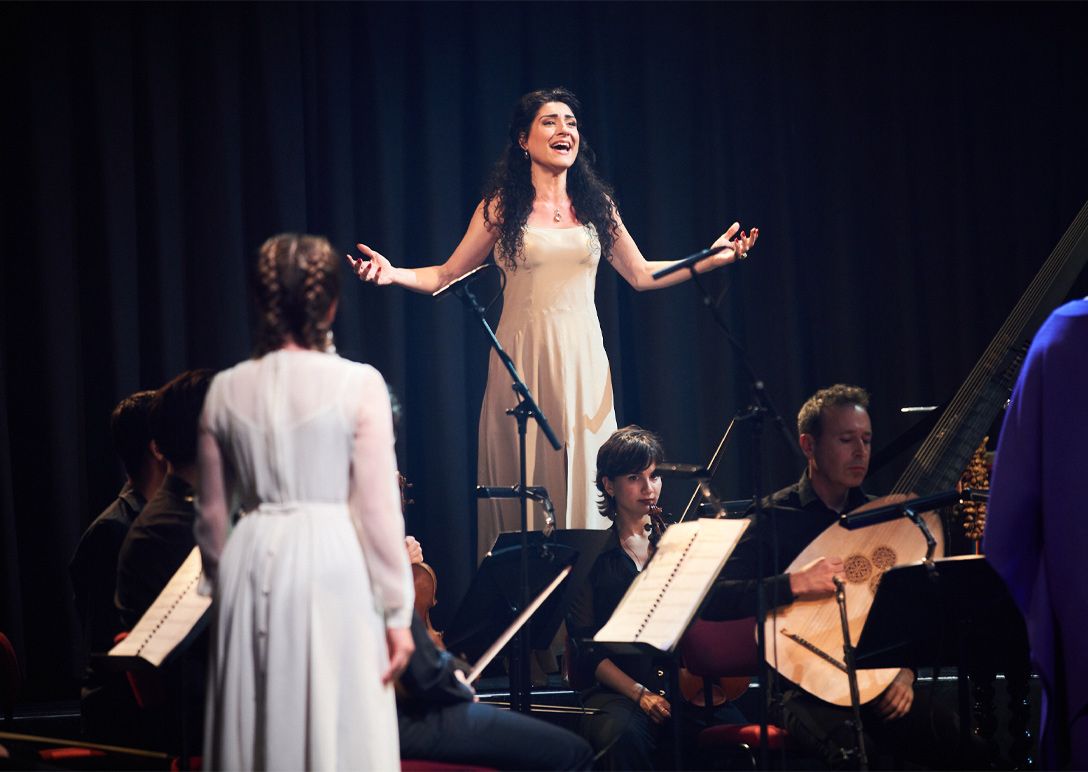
[679,266,803,770]
[834,578,869,771]
[456,282,561,714]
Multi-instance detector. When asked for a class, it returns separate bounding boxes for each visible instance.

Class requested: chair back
[679,617,759,678]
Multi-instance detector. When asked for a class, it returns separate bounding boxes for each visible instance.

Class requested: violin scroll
[646,504,675,550]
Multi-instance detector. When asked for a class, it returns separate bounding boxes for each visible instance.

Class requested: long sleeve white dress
[196,349,413,770]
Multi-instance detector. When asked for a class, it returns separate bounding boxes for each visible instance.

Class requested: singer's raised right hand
[348,243,396,286]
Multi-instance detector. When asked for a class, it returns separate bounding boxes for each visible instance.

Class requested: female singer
[196,234,415,769]
[349,87,758,560]
[566,425,745,770]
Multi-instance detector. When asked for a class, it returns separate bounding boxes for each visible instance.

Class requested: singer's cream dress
[477,225,617,561]
[196,350,413,770]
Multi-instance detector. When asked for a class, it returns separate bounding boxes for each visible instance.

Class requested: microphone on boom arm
[433,264,494,299]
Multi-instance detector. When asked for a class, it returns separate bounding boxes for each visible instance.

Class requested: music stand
[854,555,1030,756]
[442,529,611,698]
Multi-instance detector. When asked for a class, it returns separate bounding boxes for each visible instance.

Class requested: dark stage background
[2,1,1087,699]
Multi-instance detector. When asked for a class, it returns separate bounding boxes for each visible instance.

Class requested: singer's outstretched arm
[609,210,758,292]
[348,200,499,294]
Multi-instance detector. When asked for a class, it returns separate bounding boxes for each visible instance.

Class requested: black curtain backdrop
[3,1,1087,698]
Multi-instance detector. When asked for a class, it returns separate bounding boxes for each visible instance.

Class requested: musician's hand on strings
[789,557,845,596]
[875,668,915,722]
[381,626,415,685]
[638,690,673,725]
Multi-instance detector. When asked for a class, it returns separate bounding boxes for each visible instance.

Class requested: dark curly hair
[254,233,341,356]
[595,425,666,520]
[481,87,621,270]
[797,384,871,439]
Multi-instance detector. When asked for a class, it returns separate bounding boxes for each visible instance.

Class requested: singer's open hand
[348,243,396,285]
[705,223,759,268]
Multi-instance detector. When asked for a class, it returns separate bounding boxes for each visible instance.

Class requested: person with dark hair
[195,234,414,769]
[566,426,745,770]
[702,385,981,769]
[110,369,213,753]
[115,370,214,629]
[69,390,166,743]
[983,297,1088,770]
[349,87,759,560]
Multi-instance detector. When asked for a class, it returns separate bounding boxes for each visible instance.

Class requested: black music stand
[442,530,611,696]
[854,555,1030,758]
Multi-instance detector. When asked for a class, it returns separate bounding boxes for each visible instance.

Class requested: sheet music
[594,518,748,652]
[108,546,212,668]
[468,564,572,683]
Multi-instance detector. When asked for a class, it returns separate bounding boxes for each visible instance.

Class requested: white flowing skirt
[203,503,399,770]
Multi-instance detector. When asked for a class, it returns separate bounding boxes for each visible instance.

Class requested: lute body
[765,497,942,705]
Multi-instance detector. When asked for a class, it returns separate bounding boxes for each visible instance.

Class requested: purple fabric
[984,298,1088,770]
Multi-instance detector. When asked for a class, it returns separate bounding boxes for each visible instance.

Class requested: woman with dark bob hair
[350,88,758,560]
[196,234,415,769]
[566,426,744,769]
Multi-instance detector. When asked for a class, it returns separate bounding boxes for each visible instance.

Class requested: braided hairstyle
[253,233,341,356]
[481,87,621,271]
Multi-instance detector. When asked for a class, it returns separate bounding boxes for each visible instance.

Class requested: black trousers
[399,701,594,771]
[579,685,748,771]
[773,681,989,770]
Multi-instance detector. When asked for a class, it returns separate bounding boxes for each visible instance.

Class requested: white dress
[477,225,617,561]
[196,350,413,770]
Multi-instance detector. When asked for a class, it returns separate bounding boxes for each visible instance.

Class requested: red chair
[0,631,20,728]
[1,631,109,765]
[679,617,788,768]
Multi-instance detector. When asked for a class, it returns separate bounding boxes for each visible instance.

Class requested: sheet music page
[594,518,748,652]
[109,546,212,667]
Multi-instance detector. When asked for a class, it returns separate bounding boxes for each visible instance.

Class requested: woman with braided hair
[196,233,415,769]
[350,87,759,560]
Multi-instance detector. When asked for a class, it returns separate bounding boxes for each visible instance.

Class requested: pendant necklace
[621,534,644,571]
[553,207,562,223]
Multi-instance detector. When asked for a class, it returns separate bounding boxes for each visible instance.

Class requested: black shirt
[566,524,668,697]
[115,473,197,629]
[702,470,872,621]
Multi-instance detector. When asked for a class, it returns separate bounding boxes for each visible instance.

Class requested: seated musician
[397,536,593,770]
[68,390,166,744]
[566,426,746,770]
[701,384,985,769]
[114,369,213,753]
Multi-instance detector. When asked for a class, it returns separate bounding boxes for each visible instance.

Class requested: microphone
[654,463,710,479]
[433,264,494,299]
[651,245,727,281]
[832,576,845,590]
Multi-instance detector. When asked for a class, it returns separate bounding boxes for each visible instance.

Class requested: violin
[400,473,444,648]
[646,503,749,705]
